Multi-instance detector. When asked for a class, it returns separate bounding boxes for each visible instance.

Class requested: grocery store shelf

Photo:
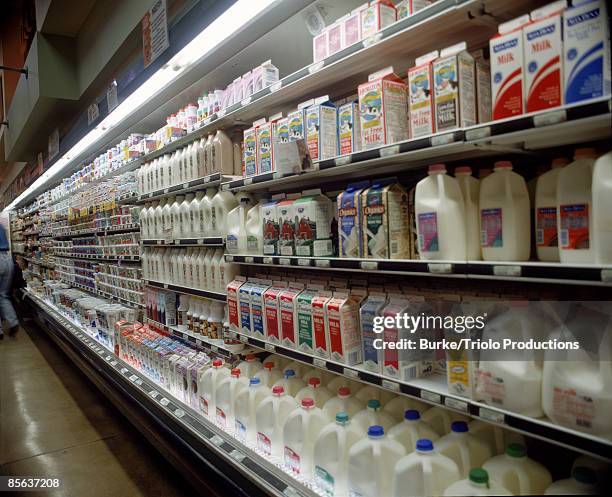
[136,173,237,204]
[66,281,144,309]
[54,253,140,262]
[144,279,227,302]
[24,257,55,270]
[53,223,140,238]
[141,238,224,247]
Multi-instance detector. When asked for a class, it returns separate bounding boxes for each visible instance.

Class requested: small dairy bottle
[544,466,599,495]
[436,421,492,478]
[237,353,263,378]
[213,130,234,175]
[421,406,470,436]
[282,361,311,379]
[468,419,524,455]
[415,163,467,260]
[534,159,567,261]
[383,396,429,422]
[254,361,283,387]
[479,161,530,261]
[273,370,306,397]
[180,193,194,238]
[282,398,330,478]
[313,412,361,497]
[234,377,270,444]
[211,190,238,237]
[353,399,397,433]
[388,410,439,452]
[215,368,249,431]
[444,468,513,496]
[483,443,552,495]
[592,151,612,264]
[327,375,364,395]
[255,385,298,457]
[198,359,229,419]
[354,385,395,406]
[323,387,365,418]
[347,425,406,497]
[296,378,334,409]
[455,166,481,260]
[246,200,263,254]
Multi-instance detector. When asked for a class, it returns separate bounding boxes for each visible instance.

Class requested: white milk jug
[444,468,513,496]
[392,439,461,497]
[479,161,530,261]
[213,130,234,175]
[415,163,467,260]
[273,370,306,397]
[303,368,336,386]
[327,375,364,395]
[199,359,229,419]
[383,395,429,422]
[355,385,395,406]
[572,455,610,487]
[352,399,397,433]
[455,166,481,260]
[246,200,263,254]
[215,368,248,430]
[323,387,365,418]
[180,193,194,239]
[254,361,283,387]
[211,190,237,237]
[199,188,216,236]
[296,378,334,409]
[388,410,439,452]
[237,353,263,378]
[226,196,255,254]
[234,377,270,444]
[544,466,599,495]
[421,406,470,437]
[436,421,492,478]
[592,151,612,264]
[534,159,567,261]
[255,385,298,458]
[282,361,313,380]
[262,353,290,370]
[204,134,214,174]
[468,419,524,455]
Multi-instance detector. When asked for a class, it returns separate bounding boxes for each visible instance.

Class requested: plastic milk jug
[215,368,248,430]
[469,419,524,455]
[347,425,406,497]
[282,398,330,478]
[557,148,596,262]
[211,190,238,237]
[213,130,234,175]
[255,385,298,457]
[483,443,552,495]
[327,376,364,395]
[479,161,530,261]
[391,439,461,497]
[296,378,334,409]
[237,353,263,379]
[199,188,216,236]
[254,361,283,387]
[273,370,306,397]
[226,197,254,254]
[353,399,396,433]
[246,200,264,255]
[323,387,365,418]
[544,466,599,495]
[415,163,467,260]
[535,158,567,261]
[199,359,229,419]
[355,385,395,406]
[455,166,482,260]
[421,406,470,437]
[282,360,311,379]
[444,468,513,496]
[388,410,439,452]
[234,378,270,444]
[302,368,336,386]
[436,421,492,478]
[592,151,612,263]
[313,412,362,497]
[262,353,290,371]
[383,396,429,422]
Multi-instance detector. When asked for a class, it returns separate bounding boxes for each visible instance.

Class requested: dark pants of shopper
[0,252,18,336]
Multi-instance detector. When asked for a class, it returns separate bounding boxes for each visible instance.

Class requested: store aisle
[0,325,196,497]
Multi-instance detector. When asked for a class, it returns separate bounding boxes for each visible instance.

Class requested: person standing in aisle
[0,224,19,340]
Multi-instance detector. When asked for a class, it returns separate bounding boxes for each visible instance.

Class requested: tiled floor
[0,324,195,497]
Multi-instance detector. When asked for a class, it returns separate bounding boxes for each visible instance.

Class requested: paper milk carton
[313,30,328,63]
[238,279,255,334]
[288,102,310,142]
[327,22,343,57]
[296,285,324,354]
[262,195,283,256]
[250,279,272,340]
[263,281,288,343]
[361,179,411,259]
[337,181,369,258]
[275,116,290,145]
[343,5,365,47]
[305,96,338,162]
[473,49,492,123]
[326,290,366,365]
[564,0,611,103]
[294,189,334,257]
[490,15,531,120]
[408,50,438,138]
[312,291,333,358]
[278,194,300,256]
[524,1,567,112]
[227,276,246,331]
[254,118,271,174]
[338,101,362,155]
[279,283,305,349]
[243,126,258,176]
[433,42,476,132]
[361,0,397,39]
[360,292,388,374]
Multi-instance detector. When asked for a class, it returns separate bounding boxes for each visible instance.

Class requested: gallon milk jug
[296,378,334,409]
[383,395,429,422]
[592,151,612,264]
[557,148,596,263]
[483,443,552,495]
[246,200,264,254]
[355,385,395,406]
[572,455,610,488]
[282,361,312,380]
[444,468,513,496]
[544,466,599,495]
[234,377,270,444]
[227,197,255,254]
[388,410,439,452]
[213,130,234,175]
[303,368,336,386]
[282,398,329,478]
[436,421,492,478]
[327,375,364,395]
[237,353,263,378]
[199,188,216,236]
[455,166,481,260]
[199,359,229,419]
[255,385,298,457]
[347,425,406,497]
[469,419,524,455]
[211,191,238,237]
[353,399,397,433]
[254,361,283,387]
[313,412,362,497]
[197,138,207,177]
[415,163,467,260]
[323,387,365,418]
[479,161,530,261]
[391,439,461,497]
[262,353,290,370]
[215,368,248,430]
[204,134,214,174]
[421,406,470,437]
[180,193,194,239]
[534,159,567,261]
[273,370,306,397]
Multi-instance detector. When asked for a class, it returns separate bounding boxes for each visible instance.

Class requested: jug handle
[423,458,433,497]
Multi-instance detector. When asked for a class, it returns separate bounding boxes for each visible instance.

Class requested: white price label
[479,407,506,424]
[279,258,291,266]
[197,239,204,245]
[334,156,351,166]
[445,397,468,412]
[264,343,275,352]
[164,188,169,194]
[135,379,143,386]
[243,177,253,185]
[106,355,112,361]
[210,435,224,446]
[297,258,311,267]
[380,145,400,157]
[362,32,383,48]
[174,408,185,418]
[420,390,441,404]
[240,334,249,343]
[534,109,567,127]
[120,368,128,374]
[241,97,252,106]
[493,265,522,277]
[211,345,219,352]
[428,263,453,274]
[315,259,330,268]
[245,256,254,264]
[129,374,138,382]
[226,255,234,262]
[149,390,159,398]
[160,397,170,406]
[313,357,327,369]
[270,81,282,93]
[182,183,189,189]
[229,449,246,462]
[263,257,273,264]
[382,379,400,392]
[196,339,203,346]
[308,61,324,74]
[217,109,226,118]
[431,133,456,147]
[111,360,118,367]
[465,126,491,141]
[601,269,612,282]
[344,367,359,379]
[360,261,378,270]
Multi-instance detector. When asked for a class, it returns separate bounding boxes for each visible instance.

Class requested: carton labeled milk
[337,181,369,258]
[312,291,333,358]
[263,281,288,343]
[326,290,366,365]
[338,101,362,155]
[305,96,338,161]
[564,0,611,103]
[254,118,271,174]
[313,30,328,63]
[294,189,334,257]
[278,194,300,256]
[358,67,409,150]
[433,42,476,132]
[288,102,310,141]
[274,117,290,145]
[262,196,282,255]
[238,280,255,334]
[473,49,492,123]
[524,1,567,112]
[250,279,272,340]
[296,285,324,354]
[342,6,365,47]
[361,0,397,39]
[279,283,305,349]
[408,50,438,138]
[227,276,246,331]
[360,292,388,374]
[327,22,343,57]
[490,15,530,120]
[243,126,258,176]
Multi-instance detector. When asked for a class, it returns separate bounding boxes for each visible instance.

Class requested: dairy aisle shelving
[144,279,227,302]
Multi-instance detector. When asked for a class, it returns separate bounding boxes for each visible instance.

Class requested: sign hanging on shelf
[87,102,100,126]
[142,0,169,69]
[48,128,59,160]
[107,80,119,112]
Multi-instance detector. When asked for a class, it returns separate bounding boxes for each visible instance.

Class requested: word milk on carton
[358,67,409,150]
[279,283,305,349]
[490,15,530,120]
[360,292,388,374]
[408,50,438,138]
[238,279,256,334]
[250,279,272,340]
[312,291,333,358]
[524,1,567,112]
[361,0,396,39]
[262,195,283,256]
[338,100,362,155]
[264,281,287,343]
[278,194,300,256]
[306,96,338,162]
[294,189,334,257]
[326,290,366,365]
[564,0,611,103]
[227,276,246,331]
[338,181,370,258]
[433,42,476,132]
[296,285,324,354]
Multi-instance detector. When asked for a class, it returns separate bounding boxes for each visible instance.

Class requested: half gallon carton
[288,102,310,141]
[362,179,411,259]
[490,15,530,119]
[228,276,247,331]
[342,5,365,47]
[327,22,343,57]
[408,50,438,138]
[278,194,300,256]
[524,1,567,112]
[296,285,324,354]
[473,49,492,123]
[279,283,305,349]
[264,281,288,343]
[433,42,476,132]
[239,279,255,334]
[254,118,271,174]
[337,181,369,258]
[564,0,611,103]
[294,189,334,257]
[306,96,338,162]
[358,67,409,150]
[312,291,333,358]
[250,279,272,340]
[262,196,283,256]
[326,290,366,365]
[361,0,396,39]
[244,126,258,176]
[275,116,290,145]
[313,30,328,63]
[338,101,362,155]
[360,292,388,374]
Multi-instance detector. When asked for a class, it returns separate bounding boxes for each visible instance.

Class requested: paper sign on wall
[48,129,59,160]
[142,0,169,68]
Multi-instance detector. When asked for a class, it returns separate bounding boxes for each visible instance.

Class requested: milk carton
[433,42,476,132]
[264,281,287,343]
[408,51,438,138]
[250,279,272,340]
[326,290,365,365]
[361,0,397,39]
[313,31,328,63]
[342,6,364,47]
[362,179,411,259]
[338,181,369,258]
[243,126,257,176]
[327,22,343,57]
[294,189,334,257]
[564,0,611,103]
[338,101,362,155]
[490,15,530,120]
[360,292,388,374]
[305,96,338,162]
[262,196,282,256]
[524,2,567,112]
[359,67,409,150]
[277,194,299,256]
[275,116,290,145]
[256,113,283,175]
[288,102,309,142]
[396,1,432,19]
[279,283,305,349]
[296,286,324,354]
[238,279,255,334]
[473,50,492,123]
[312,291,333,358]
[227,276,246,331]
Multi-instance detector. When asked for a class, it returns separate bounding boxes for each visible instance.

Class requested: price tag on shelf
[601,269,612,282]
[279,258,291,266]
[226,255,234,262]
[308,61,324,74]
[315,259,330,268]
[196,339,203,346]
[534,109,567,127]
[263,257,273,265]
[129,374,138,382]
[203,175,211,183]
[334,156,351,167]
[265,343,275,352]
[283,486,300,497]
[245,256,254,264]
[431,133,456,147]
[229,449,246,463]
[164,188,169,194]
[362,32,383,48]
[197,239,204,245]
[210,345,219,353]
[243,177,253,186]
[210,435,224,446]
[297,258,312,267]
[380,145,400,157]
[160,397,170,407]
[240,334,249,343]
[149,390,159,398]
[420,390,441,404]
[428,263,453,274]
[174,408,185,419]
[313,357,327,369]
[479,407,505,424]
[120,368,128,374]
[241,97,252,107]
[465,126,491,141]
[493,265,522,277]
[343,367,359,379]
[382,379,400,392]
[270,81,282,93]
[360,261,378,271]
[444,397,468,412]
[217,109,226,118]
[135,378,143,386]
[106,355,112,361]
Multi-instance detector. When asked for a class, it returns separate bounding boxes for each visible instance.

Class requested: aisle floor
[0,324,196,497]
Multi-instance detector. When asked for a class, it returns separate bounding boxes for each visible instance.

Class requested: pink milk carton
[326,290,366,365]
[279,283,305,349]
[312,291,333,358]
[263,281,288,344]
[227,276,246,331]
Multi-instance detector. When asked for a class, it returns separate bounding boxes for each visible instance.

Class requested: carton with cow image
[294,189,335,257]
[305,96,338,162]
